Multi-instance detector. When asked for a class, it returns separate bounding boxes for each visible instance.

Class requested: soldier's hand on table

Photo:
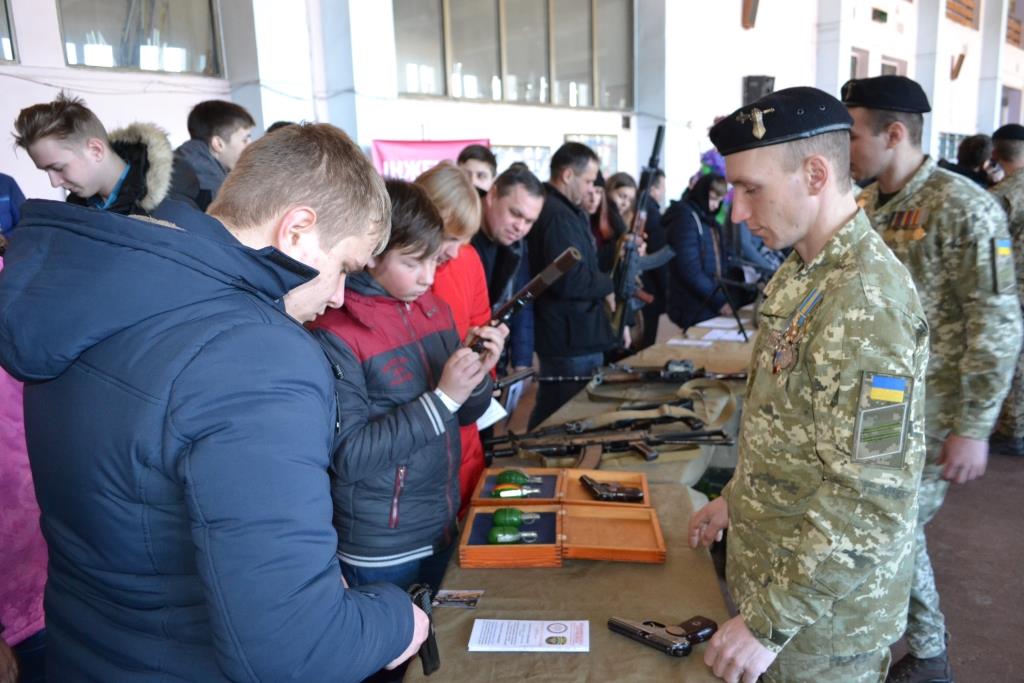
[938,434,988,484]
[704,615,776,683]
[385,603,430,669]
[688,496,729,548]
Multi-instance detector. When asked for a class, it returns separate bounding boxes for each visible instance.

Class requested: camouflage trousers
[763,646,890,683]
[905,451,950,659]
[996,343,1024,438]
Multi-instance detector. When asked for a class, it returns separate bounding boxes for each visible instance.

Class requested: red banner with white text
[371,138,490,181]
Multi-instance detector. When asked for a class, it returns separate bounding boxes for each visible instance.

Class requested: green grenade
[487,526,539,544]
[492,507,540,528]
[496,469,540,486]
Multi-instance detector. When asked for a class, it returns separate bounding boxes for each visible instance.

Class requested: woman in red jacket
[416,162,492,517]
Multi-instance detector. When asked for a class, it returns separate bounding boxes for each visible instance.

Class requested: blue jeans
[529,353,605,429]
[341,542,455,592]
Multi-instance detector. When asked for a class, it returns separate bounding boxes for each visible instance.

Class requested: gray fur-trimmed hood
[108,122,174,212]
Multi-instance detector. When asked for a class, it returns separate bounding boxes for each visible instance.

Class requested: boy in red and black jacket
[311,180,507,591]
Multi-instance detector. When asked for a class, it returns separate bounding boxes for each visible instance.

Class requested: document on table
[667,337,713,348]
[702,329,750,343]
[695,316,740,329]
[468,619,590,652]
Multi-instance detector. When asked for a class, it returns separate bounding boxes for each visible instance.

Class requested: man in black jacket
[472,163,546,377]
[527,142,615,428]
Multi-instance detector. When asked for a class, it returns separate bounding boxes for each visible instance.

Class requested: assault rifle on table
[536,359,747,385]
[485,404,704,442]
[609,124,675,339]
[484,427,733,467]
[467,247,581,353]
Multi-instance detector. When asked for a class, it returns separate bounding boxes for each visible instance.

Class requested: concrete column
[815,0,853,98]
[219,0,319,131]
[915,0,948,155]
[635,0,667,184]
[978,0,1009,132]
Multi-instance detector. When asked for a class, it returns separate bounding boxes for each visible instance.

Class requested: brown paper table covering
[404,481,729,682]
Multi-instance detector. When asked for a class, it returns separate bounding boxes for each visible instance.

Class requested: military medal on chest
[883,208,929,243]
[768,288,823,374]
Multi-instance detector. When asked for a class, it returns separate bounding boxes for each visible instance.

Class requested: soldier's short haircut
[866,109,924,148]
[208,123,390,250]
[957,135,992,168]
[493,162,545,200]
[13,92,108,149]
[457,144,497,175]
[993,138,1024,165]
[550,142,599,179]
[415,161,481,240]
[187,100,256,144]
[382,179,444,258]
[780,130,853,193]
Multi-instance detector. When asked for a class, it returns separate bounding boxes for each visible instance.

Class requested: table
[404,481,730,682]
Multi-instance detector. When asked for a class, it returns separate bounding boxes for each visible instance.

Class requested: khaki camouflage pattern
[763,646,890,683]
[860,156,1022,444]
[990,168,1024,438]
[905,461,949,658]
[860,157,1022,658]
[724,210,929,666]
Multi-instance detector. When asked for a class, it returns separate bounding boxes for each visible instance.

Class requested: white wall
[0,0,230,201]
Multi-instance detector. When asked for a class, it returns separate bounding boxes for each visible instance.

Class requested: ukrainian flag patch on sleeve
[993,237,1015,293]
[868,374,907,403]
[854,372,913,467]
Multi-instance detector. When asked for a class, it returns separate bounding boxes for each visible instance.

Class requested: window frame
[55,0,223,77]
[0,0,18,63]
[396,0,634,112]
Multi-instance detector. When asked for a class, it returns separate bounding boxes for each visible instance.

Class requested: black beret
[840,76,931,113]
[993,123,1024,142]
[710,86,853,157]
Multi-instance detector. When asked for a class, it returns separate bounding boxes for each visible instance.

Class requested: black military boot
[885,650,953,683]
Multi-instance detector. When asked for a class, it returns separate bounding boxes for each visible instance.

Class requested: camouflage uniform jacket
[725,210,929,656]
[990,168,1024,296]
[859,157,1022,443]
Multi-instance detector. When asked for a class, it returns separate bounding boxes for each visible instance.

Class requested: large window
[393,0,634,110]
[58,0,219,75]
[945,0,978,29]
[394,0,446,95]
[449,0,501,100]
[1,0,15,62]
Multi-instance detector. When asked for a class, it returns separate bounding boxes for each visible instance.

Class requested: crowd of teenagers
[3,74,1024,683]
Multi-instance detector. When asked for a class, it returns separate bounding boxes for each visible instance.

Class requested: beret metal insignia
[736,107,775,139]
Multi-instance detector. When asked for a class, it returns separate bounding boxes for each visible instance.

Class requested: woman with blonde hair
[415,161,494,518]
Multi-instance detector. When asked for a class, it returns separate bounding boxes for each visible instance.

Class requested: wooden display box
[459,505,562,568]
[458,503,667,568]
[560,468,652,508]
[470,467,563,507]
[561,505,666,564]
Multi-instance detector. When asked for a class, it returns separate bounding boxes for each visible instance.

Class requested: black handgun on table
[408,583,440,675]
[579,474,644,503]
[607,616,717,656]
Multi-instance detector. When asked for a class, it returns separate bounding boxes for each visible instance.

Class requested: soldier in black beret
[845,75,1021,683]
[690,86,930,683]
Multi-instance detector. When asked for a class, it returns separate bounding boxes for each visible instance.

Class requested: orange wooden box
[458,503,667,568]
[469,467,563,507]
[560,468,652,508]
[458,505,563,568]
[561,504,666,564]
